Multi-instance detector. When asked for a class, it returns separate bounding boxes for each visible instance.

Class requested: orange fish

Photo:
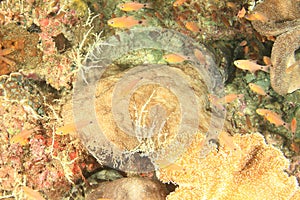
[208,94,225,111]
[117,2,152,12]
[163,53,189,63]
[239,40,247,47]
[248,83,269,96]
[226,2,237,9]
[244,11,269,23]
[291,117,297,135]
[208,94,219,103]
[185,21,200,32]
[56,121,93,135]
[221,15,231,28]
[256,108,269,116]
[256,109,289,129]
[208,93,243,111]
[237,7,246,18]
[290,142,300,153]
[263,56,272,66]
[234,60,269,73]
[0,48,15,56]
[10,127,39,145]
[218,94,244,104]
[173,0,188,7]
[107,16,146,28]
[194,49,206,64]
[56,123,77,135]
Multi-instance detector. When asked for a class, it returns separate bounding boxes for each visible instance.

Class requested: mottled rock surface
[85,177,167,200]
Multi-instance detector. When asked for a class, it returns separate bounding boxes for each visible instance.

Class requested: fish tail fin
[265,94,272,99]
[145,3,153,9]
[139,19,147,26]
[283,121,290,131]
[260,65,270,73]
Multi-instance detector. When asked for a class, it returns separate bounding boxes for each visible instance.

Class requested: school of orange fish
[106,1,298,140]
[50,1,299,148]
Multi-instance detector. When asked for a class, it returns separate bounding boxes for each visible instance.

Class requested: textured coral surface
[158,132,300,200]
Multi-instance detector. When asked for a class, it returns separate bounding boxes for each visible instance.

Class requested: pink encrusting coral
[35,6,79,90]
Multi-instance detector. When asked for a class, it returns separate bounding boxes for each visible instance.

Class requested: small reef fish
[208,93,244,104]
[234,59,269,73]
[56,121,93,135]
[239,40,247,47]
[208,93,243,111]
[194,49,206,64]
[244,11,269,23]
[256,109,289,130]
[173,0,188,7]
[218,94,244,104]
[56,123,77,135]
[248,83,269,97]
[10,127,39,145]
[226,2,237,9]
[291,117,297,135]
[163,53,190,63]
[185,21,200,33]
[237,7,246,18]
[208,94,225,111]
[117,2,152,12]
[107,16,146,28]
[208,94,219,103]
[0,48,15,56]
[263,56,272,66]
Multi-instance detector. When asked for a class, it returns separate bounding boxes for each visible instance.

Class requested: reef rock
[85,177,167,200]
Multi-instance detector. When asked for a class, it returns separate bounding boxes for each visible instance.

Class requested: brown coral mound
[158,132,300,200]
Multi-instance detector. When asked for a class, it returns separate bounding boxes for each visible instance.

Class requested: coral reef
[152,0,247,41]
[0,0,299,199]
[0,0,101,90]
[158,132,300,199]
[251,0,300,95]
[0,73,69,199]
[0,24,42,75]
[0,73,98,199]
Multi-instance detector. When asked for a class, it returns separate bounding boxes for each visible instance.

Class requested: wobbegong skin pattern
[252,0,300,95]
